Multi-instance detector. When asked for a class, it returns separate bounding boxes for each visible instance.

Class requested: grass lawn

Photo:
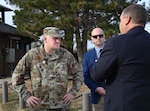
[0,79,90,111]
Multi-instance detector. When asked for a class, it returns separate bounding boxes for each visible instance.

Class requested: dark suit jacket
[83,48,105,104]
[90,26,150,111]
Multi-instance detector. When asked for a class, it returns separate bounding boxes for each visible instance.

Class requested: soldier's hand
[26,96,40,108]
[62,93,75,104]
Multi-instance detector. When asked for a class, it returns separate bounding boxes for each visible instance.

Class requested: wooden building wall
[0,33,32,78]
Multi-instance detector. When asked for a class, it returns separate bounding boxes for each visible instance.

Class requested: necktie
[98,49,102,58]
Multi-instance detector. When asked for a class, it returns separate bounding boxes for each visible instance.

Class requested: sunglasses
[92,34,104,39]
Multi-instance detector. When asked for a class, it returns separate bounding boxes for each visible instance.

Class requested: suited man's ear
[125,16,131,25]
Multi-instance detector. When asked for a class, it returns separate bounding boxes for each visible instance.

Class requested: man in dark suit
[83,27,106,111]
[90,4,150,111]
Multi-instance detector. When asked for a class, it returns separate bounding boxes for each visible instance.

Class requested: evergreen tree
[5,0,149,64]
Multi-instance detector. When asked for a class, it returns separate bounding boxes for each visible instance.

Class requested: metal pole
[19,96,26,109]
[2,81,8,103]
[82,92,92,111]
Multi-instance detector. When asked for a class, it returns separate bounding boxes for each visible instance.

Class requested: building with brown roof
[0,4,33,78]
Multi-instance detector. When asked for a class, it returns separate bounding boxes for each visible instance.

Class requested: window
[16,40,21,49]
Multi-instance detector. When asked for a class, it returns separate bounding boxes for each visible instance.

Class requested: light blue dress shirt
[95,47,103,58]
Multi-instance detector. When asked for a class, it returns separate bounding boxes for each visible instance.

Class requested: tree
[5,0,149,65]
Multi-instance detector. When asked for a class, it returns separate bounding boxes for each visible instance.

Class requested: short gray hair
[122,4,148,25]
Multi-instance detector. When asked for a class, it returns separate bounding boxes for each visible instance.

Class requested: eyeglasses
[92,34,104,39]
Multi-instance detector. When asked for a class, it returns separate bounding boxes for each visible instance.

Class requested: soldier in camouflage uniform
[12,27,83,111]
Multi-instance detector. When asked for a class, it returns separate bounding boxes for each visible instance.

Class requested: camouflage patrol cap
[43,27,62,38]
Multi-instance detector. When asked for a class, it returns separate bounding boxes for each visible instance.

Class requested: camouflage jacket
[12,44,83,109]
